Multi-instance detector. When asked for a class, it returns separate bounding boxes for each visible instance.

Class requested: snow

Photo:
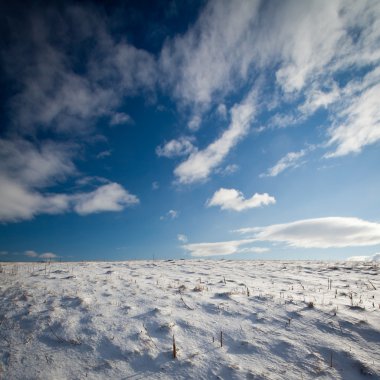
[1,260,379,379]
[348,254,380,262]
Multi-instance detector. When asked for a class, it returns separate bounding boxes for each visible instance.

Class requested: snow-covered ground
[1,260,379,379]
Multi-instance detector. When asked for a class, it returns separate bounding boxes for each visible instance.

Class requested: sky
[1,0,380,262]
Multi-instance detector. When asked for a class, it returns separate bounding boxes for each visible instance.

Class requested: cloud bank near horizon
[184,217,380,257]
[236,217,380,249]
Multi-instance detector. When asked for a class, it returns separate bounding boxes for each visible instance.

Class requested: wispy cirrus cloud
[160,1,379,118]
[269,1,380,156]
[216,164,239,176]
[272,1,346,93]
[160,0,260,109]
[299,83,340,115]
[261,150,307,177]
[174,90,256,184]
[207,188,275,212]
[326,82,380,157]
[159,0,380,160]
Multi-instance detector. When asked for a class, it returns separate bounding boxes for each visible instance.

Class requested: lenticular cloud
[236,217,380,248]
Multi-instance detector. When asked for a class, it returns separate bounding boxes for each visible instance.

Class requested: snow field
[0,260,379,379]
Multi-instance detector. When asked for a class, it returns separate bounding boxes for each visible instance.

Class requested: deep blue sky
[1,0,380,261]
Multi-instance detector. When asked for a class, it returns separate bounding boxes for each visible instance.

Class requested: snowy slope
[1,260,379,379]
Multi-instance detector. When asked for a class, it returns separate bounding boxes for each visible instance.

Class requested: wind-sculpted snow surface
[0,260,379,379]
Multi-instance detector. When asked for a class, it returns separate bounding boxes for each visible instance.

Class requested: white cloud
[5,2,380,159]
[0,177,39,222]
[160,1,379,105]
[74,183,139,215]
[299,84,340,115]
[160,0,260,108]
[207,188,276,212]
[25,250,59,260]
[266,112,304,130]
[188,115,202,131]
[0,174,139,222]
[0,139,75,189]
[5,6,156,135]
[1,1,379,229]
[174,91,256,184]
[347,253,380,262]
[273,1,346,93]
[0,139,75,221]
[96,150,112,159]
[0,175,71,222]
[160,209,179,221]
[177,234,188,243]
[152,181,159,190]
[236,217,380,249]
[75,176,109,187]
[41,194,72,215]
[160,0,380,161]
[270,2,380,157]
[156,137,195,158]
[110,112,133,126]
[0,5,151,223]
[217,104,227,119]
[216,164,239,176]
[182,239,256,257]
[261,150,307,177]
[326,82,380,157]
[0,137,135,224]
[25,250,39,258]
[168,210,178,219]
[0,124,138,224]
